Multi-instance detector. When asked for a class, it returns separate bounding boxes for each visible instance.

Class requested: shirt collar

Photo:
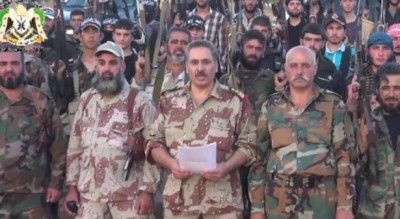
[325,42,346,53]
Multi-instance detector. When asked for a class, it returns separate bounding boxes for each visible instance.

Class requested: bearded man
[64,41,159,219]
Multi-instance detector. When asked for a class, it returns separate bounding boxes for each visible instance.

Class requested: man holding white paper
[146,40,258,219]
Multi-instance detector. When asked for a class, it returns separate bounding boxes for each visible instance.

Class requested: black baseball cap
[184,15,205,30]
[324,13,346,29]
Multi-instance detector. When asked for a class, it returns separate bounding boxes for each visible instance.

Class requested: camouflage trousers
[0,193,47,219]
[163,209,243,219]
[265,177,337,219]
[76,197,155,219]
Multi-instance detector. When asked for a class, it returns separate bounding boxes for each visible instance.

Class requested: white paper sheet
[177,142,217,173]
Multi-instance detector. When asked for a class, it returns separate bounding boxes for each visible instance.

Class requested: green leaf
[0,8,9,27]
[34,8,45,25]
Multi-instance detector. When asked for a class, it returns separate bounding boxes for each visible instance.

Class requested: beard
[168,52,185,64]
[0,71,25,89]
[377,95,400,114]
[244,6,256,14]
[288,10,302,18]
[92,71,125,96]
[239,53,261,70]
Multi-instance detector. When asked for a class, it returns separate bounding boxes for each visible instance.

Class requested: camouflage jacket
[219,66,275,119]
[131,67,186,98]
[357,107,400,219]
[66,81,159,202]
[248,86,355,214]
[0,86,67,193]
[146,80,257,215]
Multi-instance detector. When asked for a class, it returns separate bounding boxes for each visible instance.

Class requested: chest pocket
[108,121,129,151]
[306,102,333,145]
[269,124,293,149]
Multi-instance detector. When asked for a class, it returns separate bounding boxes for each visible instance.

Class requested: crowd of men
[1,0,400,218]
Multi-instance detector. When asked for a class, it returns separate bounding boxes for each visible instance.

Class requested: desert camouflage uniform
[146,81,257,218]
[357,106,400,219]
[248,87,355,218]
[131,68,186,97]
[220,66,275,119]
[66,81,159,219]
[0,86,67,218]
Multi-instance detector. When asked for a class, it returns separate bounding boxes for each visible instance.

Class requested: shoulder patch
[229,87,246,100]
[324,89,342,100]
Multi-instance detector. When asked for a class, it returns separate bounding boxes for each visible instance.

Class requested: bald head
[284,46,317,90]
[286,46,316,65]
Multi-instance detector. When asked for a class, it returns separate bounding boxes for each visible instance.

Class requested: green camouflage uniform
[248,87,355,218]
[219,66,275,123]
[219,65,275,218]
[62,52,96,135]
[146,81,257,218]
[0,86,67,218]
[357,106,400,219]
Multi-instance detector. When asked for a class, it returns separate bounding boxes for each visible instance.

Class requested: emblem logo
[0,4,47,46]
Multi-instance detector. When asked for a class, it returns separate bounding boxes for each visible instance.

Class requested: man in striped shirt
[189,0,229,75]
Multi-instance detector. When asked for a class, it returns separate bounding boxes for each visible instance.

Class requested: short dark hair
[70,9,84,18]
[240,29,266,48]
[250,15,271,29]
[167,26,192,42]
[374,62,400,89]
[186,40,219,62]
[113,19,133,32]
[300,23,325,40]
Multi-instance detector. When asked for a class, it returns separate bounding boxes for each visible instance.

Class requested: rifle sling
[152,62,167,105]
[152,0,169,68]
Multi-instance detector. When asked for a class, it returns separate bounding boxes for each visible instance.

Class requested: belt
[269,173,330,189]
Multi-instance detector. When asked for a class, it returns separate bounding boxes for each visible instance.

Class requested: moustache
[100,72,114,80]
[247,55,258,60]
[195,72,207,77]
[385,97,398,102]
[293,76,307,81]
[4,72,16,77]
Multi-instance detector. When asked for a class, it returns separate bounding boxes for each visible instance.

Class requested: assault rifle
[53,0,70,79]
[352,0,376,180]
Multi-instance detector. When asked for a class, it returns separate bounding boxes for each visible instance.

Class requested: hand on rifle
[346,75,360,109]
[274,70,287,91]
[49,60,66,80]
[359,114,375,155]
[362,8,369,19]
[158,45,167,63]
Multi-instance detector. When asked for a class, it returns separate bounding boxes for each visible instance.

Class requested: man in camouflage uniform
[248,46,355,219]
[221,29,275,119]
[146,40,257,219]
[64,41,158,219]
[0,47,67,218]
[220,29,275,218]
[60,17,103,136]
[356,63,400,219]
[133,27,191,99]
